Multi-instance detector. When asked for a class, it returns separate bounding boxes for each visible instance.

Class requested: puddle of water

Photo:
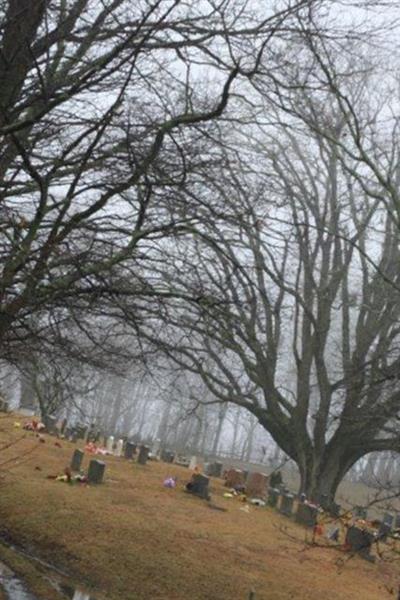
[0,537,95,600]
[0,561,38,600]
[54,581,93,600]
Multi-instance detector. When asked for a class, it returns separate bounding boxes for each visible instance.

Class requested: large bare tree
[126,91,400,503]
[0,0,317,365]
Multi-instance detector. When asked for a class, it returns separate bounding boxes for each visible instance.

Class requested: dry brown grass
[0,413,398,600]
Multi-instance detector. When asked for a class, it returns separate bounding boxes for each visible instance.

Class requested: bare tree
[125,92,400,503]
[1,0,315,366]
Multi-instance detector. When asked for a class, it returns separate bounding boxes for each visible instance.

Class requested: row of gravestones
[72,452,106,484]
[268,490,400,560]
[346,506,400,542]
[267,488,321,527]
[70,442,152,484]
[18,411,400,539]
[224,467,276,498]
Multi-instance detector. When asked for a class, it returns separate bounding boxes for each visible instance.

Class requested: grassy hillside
[0,413,397,600]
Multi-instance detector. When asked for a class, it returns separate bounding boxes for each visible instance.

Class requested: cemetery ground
[0,415,399,599]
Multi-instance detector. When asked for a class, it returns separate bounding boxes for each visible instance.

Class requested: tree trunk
[156,400,173,442]
[297,445,362,505]
[211,405,227,455]
[19,367,37,411]
[230,407,241,457]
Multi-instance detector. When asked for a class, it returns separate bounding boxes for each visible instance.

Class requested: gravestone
[71,449,84,472]
[115,439,124,457]
[151,438,161,457]
[378,521,392,542]
[246,472,268,498]
[87,424,97,442]
[346,526,375,561]
[106,436,114,454]
[206,461,223,477]
[296,503,318,527]
[0,399,9,413]
[88,459,105,484]
[46,415,58,435]
[60,418,68,435]
[160,449,175,463]
[383,512,394,527]
[224,468,246,489]
[395,514,400,530]
[138,445,150,465]
[66,428,77,443]
[353,506,368,520]
[174,455,190,467]
[279,493,295,517]
[19,408,35,417]
[189,456,204,471]
[269,470,283,488]
[124,442,137,459]
[378,514,393,542]
[75,425,87,440]
[83,427,90,443]
[187,473,210,500]
[330,502,341,518]
[267,487,280,508]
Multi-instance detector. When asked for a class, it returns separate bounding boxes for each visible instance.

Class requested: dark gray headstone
[0,399,9,413]
[160,449,174,463]
[269,471,283,488]
[378,520,392,542]
[138,445,150,465]
[88,459,106,484]
[124,442,137,459]
[319,494,330,511]
[383,513,394,527]
[394,514,400,530]
[346,526,375,561]
[46,415,58,435]
[75,425,87,440]
[65,427,78,442]
[330,502,341,518]
[353,506,368,520]
[279,493,295,517]
[296,503,318,527]
[268,487,280,508]
[71,449,84,472]
[206,461,223,477]
[187,473,210,500]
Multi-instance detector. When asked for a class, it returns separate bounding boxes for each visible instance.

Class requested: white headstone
[73,590,91,600]
[189,455,201,470]
[19,408,35,417]
[106,435,114,453]
[115,439,124,457]
[152,438,161,456]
